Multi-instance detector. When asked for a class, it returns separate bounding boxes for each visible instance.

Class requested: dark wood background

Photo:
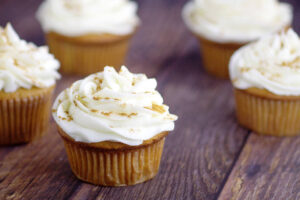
[0,0,299,199]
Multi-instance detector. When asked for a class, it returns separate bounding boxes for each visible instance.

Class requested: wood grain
[0,0,299,200]
[218,135,300,200]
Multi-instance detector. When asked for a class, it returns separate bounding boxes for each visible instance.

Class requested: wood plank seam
[216,132,251,200]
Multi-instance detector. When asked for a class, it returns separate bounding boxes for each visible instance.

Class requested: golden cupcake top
[0,23,60,92]
[36,0,140,36]
[182,0,292,43]
[52,66,177,146]
[230,29,300,96]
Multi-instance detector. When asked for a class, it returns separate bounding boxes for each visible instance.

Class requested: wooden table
[0,0,299,199]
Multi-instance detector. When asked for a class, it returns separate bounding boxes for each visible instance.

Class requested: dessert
[37,0,139,75]
[182,0,292,78]
[0,23,60,144]
[52,66,177,186]
[230,29,300,136]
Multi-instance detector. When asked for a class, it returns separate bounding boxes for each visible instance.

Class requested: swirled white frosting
[182,0,292,43]
[230,29,300,96]
[0,23,60,93]
[37,0,139,36]
[52,66,177,145]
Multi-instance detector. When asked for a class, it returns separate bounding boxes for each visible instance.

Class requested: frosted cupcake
[182,0,292,79]
[37,0,139,75]
[0,23,60,144]
[52,66,177,186]
[230,29,300,136]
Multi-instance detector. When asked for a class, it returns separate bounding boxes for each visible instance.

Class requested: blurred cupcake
[230,29,300,136]
[37,0,139,75]
[52,66,177,186]
[182,0,292,79]
[0,23,60,145]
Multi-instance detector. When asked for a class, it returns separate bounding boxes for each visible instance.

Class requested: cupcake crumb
[101,112,112,116]
[240,67,251,72]
[93,96,101,101]
[145,104,166,114]
[118,113,138,118]
[73,100,78,106]
[58,115,73,121]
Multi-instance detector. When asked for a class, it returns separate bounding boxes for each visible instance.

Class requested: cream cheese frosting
[182,0,292,43]
[230,29,300,96]
[36,0,139,36]
[52,66,177,146]
[0,23,60,93]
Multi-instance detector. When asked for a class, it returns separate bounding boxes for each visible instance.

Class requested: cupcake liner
[196,36,245,79]
[0,86,54,145]
[234,88,300,136]
[58,128,167,186]
[46,32,133,75]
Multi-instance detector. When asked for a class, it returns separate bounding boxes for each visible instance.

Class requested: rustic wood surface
[0,0,299,200]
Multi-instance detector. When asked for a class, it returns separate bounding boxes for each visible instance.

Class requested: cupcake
[182,0,292,79]
[52,66,177,186]
[0,23,60,145]
[36,0,139,75]
[230,29,300,136]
